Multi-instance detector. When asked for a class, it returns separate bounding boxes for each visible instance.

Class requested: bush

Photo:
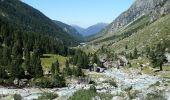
[33,75,66,88]
[0,78,14,86]
[146,91,166,100]
[34,77,53,88]
[13,94,22,100]
[69,89,113,100]
[124,86,133,91]
[150,81,161,87]
[128,90,139,99]
[88,80,95,84]
[109,80,118,87]
[52,74,66,88]
[89,85,96,92]
[38,92,58,100]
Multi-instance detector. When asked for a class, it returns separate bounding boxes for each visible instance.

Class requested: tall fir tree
[149,43,166,71]
[30,51,43,78]
[65,60,72,76]
[133,48,138,59]
[92,53,98,64]
[51,60,60,75]
[0,66,8,79]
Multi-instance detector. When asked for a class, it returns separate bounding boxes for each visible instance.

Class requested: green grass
[109,14,170,53]
[38,92,58,100]
[88,14,170,55]
[41,54,68,70]
[146,90,166,100]
[93,16,150,45]
[69,89,113,100]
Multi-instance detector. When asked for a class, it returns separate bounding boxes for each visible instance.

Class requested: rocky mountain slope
[90,0,170,53]
[93,0,170,41]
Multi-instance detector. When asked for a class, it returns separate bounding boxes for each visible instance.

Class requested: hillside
[100,14,170,53]
[53,20,83,41]
[89,0,170,53]
[92,0,170,43]
[0,0,80,45]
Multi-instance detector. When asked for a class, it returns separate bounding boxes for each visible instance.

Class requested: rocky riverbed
[0,83,90,100]
[0,68,170,100]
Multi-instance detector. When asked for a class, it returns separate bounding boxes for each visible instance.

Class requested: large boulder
[13,78,19,85]
[92,96,101,100]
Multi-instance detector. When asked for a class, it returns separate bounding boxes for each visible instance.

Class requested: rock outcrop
[107,0,170,35]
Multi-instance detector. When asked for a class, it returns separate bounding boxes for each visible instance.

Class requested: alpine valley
[0,0,170,100]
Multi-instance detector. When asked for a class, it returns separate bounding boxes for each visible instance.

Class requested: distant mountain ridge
[71,25,85,35]
[72,23,108,37]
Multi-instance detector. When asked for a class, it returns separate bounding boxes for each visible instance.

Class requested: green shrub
[150,81,161,87]
[38,92,58,100]
[34,77,53,88]
[52,74,66,88]
[109,80,118,87]
[89,85,96,92]
[124,86,133,91]
[104,80,118,87]
[146,91,166,100]
[69,89,113,100]
[33,75,66,88]
[128,90,139,99]
[13,94,22,100]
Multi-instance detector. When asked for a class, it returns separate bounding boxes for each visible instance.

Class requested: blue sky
[22,0,134,28]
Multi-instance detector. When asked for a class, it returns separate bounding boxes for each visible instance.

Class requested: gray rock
[13,78,19,85]
[106,0,170,35]
[112,96,124,100]
[19,79,28,86]
[92,96,101,100]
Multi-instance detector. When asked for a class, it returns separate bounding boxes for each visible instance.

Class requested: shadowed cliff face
[107,0,170,35]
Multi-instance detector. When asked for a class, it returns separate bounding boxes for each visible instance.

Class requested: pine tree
[0,66,8,79]
[125,45,128,49]
[24,51,31,74]
[65,60,72,76]
[82,54,89,69]
[2,47,11,66]
[51,60,60,75]
[10,55,25,79]
[35,56,43,78]
[0,36,2,47]
[133,48,138,59]
[145,46,151,57]
[52,73,66,87]
[129,52,133,59]
[149,43,166,71]
[9,42,25,79]
[72,66,77,76]
[76,66,83,77]
[77,52,83,67]
[92,53,98,64]
[30,51,43,78]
